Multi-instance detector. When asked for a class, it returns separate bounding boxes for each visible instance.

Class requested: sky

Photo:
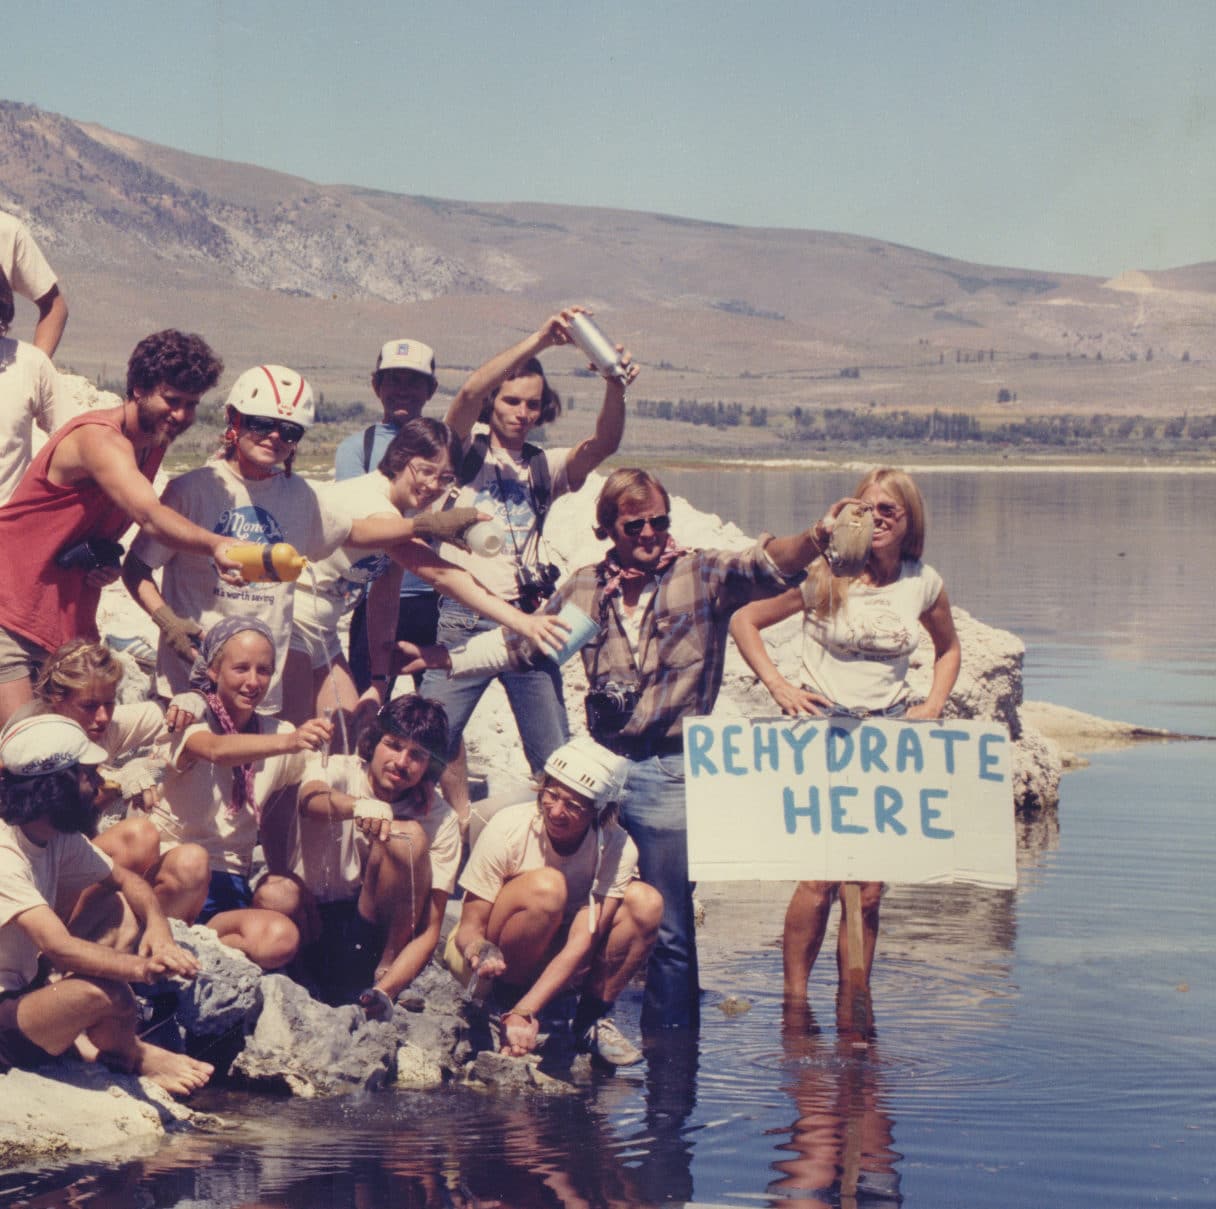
[5,1,1214,277]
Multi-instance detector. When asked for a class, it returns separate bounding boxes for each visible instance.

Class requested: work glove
[152,606,205,665]
[409,507,482,550]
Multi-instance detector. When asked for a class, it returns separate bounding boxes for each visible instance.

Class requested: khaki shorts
[289,606,344,670]
[0,627,50,684]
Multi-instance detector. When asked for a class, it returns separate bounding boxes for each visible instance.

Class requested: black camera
[515,561,560,614]
[55,537,125,572]
[585,681,641,741]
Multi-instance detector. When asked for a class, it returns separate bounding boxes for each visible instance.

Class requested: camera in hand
[515,561,560,614]
[585,681,642,741]
[54,537,125,572]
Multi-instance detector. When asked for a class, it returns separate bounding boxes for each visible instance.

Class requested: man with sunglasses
[401,467,833,1031]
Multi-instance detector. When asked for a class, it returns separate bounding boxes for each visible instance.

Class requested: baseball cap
[0,715,108,776]
[375,339,437,382]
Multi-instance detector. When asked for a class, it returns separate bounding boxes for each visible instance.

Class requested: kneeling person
[448,737,662,1066]
[293,696,460,1015]
[0,715,211,1096]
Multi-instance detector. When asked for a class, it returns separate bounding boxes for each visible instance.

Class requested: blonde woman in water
[730,467,960,1002]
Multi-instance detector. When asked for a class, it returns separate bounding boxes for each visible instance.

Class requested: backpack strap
[361,425,378,473]
[451,433,553,535]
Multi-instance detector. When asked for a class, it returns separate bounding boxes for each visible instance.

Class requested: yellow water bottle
[226,541,308,583]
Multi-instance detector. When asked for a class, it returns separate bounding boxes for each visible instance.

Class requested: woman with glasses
[282,418,568,734]
[729,466,961,1003]
[122,366,486,720]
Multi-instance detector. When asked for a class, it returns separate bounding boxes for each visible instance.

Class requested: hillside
[2,99,1212,452]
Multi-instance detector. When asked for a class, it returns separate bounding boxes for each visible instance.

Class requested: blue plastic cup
[551,602,599,665]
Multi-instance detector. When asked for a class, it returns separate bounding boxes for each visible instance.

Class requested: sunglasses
[242,415,306,444]
[872,502,905,521]
[620,513,671,537]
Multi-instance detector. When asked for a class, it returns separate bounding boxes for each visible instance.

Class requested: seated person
[150,618,331,969]
[446,736,662,1067]
[0,715,211,1096]
[22,639,208,896]
[285,695,460,1016]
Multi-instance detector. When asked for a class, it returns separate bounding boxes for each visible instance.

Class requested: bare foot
[135,1041,214,1096]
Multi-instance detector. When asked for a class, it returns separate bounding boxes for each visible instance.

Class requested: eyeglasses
[872,502,905,521]
[242,415,306,444]
[407,461,457,489]
[620,513,671,537]
[539,785,593,816]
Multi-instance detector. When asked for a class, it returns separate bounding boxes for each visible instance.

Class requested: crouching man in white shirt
[282,695,461,1017]
[446,736,662,1067]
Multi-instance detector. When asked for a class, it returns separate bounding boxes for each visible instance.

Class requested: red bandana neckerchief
[205,691,261,825]
[598,536,687,604]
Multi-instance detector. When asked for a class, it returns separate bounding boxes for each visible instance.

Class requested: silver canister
[567,313,629,384]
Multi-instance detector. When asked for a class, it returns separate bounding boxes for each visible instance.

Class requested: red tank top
[0,409,166,651]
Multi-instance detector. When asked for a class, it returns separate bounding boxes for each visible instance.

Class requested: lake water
[3,468,1213,1208]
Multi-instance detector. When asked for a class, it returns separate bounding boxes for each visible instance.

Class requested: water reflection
[768,1001,902,1208]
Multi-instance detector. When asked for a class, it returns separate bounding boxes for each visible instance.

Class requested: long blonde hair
[806,467,926,617]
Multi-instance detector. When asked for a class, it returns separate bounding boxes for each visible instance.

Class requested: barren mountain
[2,99,1212,432]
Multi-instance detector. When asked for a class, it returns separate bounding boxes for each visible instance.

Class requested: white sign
[683,716,1016,889]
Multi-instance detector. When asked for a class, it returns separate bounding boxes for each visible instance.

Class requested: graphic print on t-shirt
[841,601,913,662]
[215,504,286,545]
[336,552,392,607]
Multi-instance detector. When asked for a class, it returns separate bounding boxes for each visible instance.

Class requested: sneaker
[106,633,157,670]
[581,1017,642,1067]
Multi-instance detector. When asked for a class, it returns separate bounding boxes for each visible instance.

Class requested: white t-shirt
[460,800,637,923]
[291,752,460,904]
[291,472,401,637]
[151,718,308,875]
[98,701,169,762]
[130,459,352,712]
[0,336,65,505]
[798,560,944,712]
[438,430,572,600]
[0,822,112,992]
[0,212,57,305]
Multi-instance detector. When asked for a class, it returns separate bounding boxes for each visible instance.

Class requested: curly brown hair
[126,329,223,399]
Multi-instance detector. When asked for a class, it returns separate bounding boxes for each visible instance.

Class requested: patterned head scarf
[188,617,277,823]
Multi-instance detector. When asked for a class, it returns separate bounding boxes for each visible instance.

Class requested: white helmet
[543,735,628,815]
[226,365,315,429]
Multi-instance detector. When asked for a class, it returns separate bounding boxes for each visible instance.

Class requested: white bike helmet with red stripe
[225,364,315,429]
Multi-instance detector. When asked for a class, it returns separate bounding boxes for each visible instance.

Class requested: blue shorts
[199,871,253,923]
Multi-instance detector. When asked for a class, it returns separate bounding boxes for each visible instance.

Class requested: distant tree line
[636,397,1216,448]
[636,398,769,427]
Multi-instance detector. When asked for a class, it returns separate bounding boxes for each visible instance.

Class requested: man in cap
[0,714,212,1095]
[0,329,242,727]
[447,735,662,1066]
[335,339,441,697]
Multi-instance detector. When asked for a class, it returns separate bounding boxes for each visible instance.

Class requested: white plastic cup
[551,601,599,665]
[465,519,505,557]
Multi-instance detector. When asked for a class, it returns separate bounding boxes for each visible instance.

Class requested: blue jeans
[420,599,568,771]
[618,753,700,1031]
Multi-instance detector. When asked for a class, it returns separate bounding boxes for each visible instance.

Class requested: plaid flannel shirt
[505,537,800,746]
